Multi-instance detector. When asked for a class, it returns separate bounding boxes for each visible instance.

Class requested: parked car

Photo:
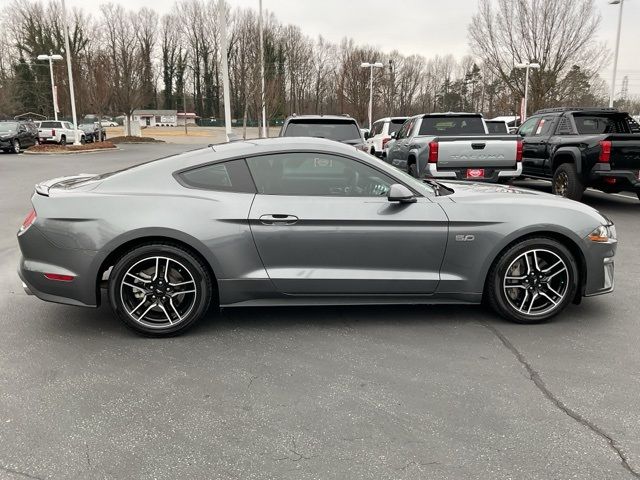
[518,107,640,201]
[79,122,106,142]
[386,113,522,182]
[0,121,39,153]
[485,119,510,135]
[365,116,408,157]
[18,137,616,336]
[100,120,118,127]
[38,121,86,145]
[280,114,366,151]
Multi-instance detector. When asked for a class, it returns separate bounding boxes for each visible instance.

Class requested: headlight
[588,224,616,243]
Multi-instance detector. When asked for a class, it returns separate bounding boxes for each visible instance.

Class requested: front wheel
[108,243,214,336]
[552,163,584,201]
[12,139,20,154]
[486,237,579,324]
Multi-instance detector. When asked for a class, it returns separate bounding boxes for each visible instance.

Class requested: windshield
[419,116,485,135]
[283,120,362,142]
[0,122,19,132]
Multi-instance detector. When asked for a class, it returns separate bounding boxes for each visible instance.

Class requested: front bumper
[0,139,13,149]
[425,162,522,182]
[582,238,617,297]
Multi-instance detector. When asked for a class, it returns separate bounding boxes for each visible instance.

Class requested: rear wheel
[552,163,584,201]
[108,243,214,336]
[408,161,418,178]
[60,135,66,146]
[486,237,578,324]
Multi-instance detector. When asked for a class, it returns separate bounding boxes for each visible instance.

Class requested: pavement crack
[0,465,44,480]
[483,322,640,479]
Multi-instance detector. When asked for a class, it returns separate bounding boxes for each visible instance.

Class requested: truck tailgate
[607,134,640,170]
[435,135,517,168]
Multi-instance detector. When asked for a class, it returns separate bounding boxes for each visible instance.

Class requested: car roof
[374,117,408,123]
[420,112,483,118]
[285,114,356,121]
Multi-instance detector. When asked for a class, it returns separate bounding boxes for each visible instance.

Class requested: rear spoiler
[35,174,97,196]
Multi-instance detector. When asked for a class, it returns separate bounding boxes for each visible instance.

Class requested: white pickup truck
[386,113,522,182]
[38,121,86,145]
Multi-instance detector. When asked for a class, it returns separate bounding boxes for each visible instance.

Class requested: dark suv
[519,107,640,201]
[0,121,39,153]
[280,115,366,151]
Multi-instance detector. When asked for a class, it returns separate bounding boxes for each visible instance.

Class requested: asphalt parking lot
[1,145,639,480]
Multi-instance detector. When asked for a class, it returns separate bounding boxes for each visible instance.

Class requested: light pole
[60,0,80,145]
[259,0,267,138]
[219,0,233,141]
[608,0,625,108]
[361,61,383,130]
[515,61,540,122]
[37,53,63,121]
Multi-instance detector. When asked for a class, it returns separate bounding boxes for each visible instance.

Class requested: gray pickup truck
[386,113,522,182]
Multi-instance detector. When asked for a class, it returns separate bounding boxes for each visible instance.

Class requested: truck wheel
[552,163,584,201]
[60,135,66,146]
[408,162,418,178]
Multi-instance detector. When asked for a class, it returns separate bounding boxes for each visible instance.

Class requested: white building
[132,109,178,127]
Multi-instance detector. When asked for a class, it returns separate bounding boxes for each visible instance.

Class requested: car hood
[441,181,608,223]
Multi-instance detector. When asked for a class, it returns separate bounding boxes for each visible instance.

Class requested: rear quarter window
[176,159,256,193]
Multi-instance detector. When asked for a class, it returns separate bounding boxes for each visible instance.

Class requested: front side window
[177,159,256,193]
[517,117,540,137]
[246,153,394,197]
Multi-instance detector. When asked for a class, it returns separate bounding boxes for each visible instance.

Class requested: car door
[518,116,542,175]
[246,151,449,295]
[388,118,414,169]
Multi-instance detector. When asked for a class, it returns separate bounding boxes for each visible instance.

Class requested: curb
[23,146,120,155]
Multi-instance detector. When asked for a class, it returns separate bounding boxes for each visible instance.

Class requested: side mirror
[388,183,417,203]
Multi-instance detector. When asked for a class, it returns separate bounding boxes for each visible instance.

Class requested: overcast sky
[66,0,640,95]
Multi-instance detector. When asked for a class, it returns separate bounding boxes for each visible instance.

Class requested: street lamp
[361,61,384,130]
[515,61,540,122]
[608,0,624,108]
[60,0,81,145]
[37,53,63,121]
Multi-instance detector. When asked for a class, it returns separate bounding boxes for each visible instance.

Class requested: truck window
[517,117,539,137]
[573,114,632,134]
[40,121,62,129]
[533,116,556,136]
[282,120,361,142]
[418,116,485,135]
[389,119,406,135]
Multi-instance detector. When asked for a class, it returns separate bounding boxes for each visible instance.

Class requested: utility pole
[259,0,267,138]
[61,0,80,145]
[515,62,540,122]
[219,0,233,141]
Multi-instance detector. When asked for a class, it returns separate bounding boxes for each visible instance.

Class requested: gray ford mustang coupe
[17,137,616,336]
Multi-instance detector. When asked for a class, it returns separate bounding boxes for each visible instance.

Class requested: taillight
[599,140,611,163]
[19,208,36,234]
[428,141,439,163]
[516,140,523,162]
[52,129,56,137]
[382,137,390,149]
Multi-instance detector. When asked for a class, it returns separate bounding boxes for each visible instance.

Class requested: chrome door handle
[259,214,298,225]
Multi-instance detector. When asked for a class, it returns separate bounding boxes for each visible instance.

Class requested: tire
[552,163,584,201]
[80,135,86,145]
[12,139,20,154]
[408,161,418,178]
[108,243,214,337]
[636,191,640,202]
[60,135,66,146]
[486,237,579,324]
[370,147,376,157]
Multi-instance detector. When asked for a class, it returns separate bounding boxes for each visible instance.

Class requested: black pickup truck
[518,107,640,201]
